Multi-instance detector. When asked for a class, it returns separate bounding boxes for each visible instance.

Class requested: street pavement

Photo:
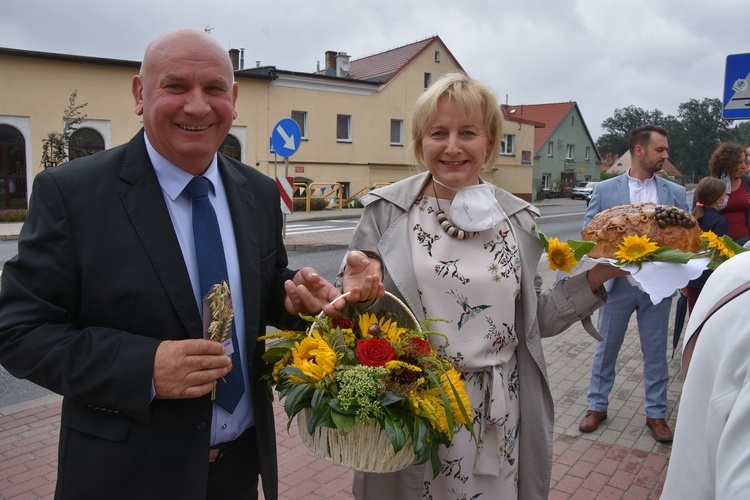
[0,200,682,499]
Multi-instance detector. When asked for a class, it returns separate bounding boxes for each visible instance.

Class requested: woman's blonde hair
[410,73,503,169]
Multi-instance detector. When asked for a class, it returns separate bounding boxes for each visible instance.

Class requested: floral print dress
[409,195,521,500]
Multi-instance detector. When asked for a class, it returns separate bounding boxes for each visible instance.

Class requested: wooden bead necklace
[432,181,476,240]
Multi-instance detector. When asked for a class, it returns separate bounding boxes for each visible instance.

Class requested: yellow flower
[358,312,402,340]
[290,331,337,382]
[614,235,659,262]
[546,237,578,274]
[385,360,422,373]
[340,328,355,347]
[410,389,449,435]
[440,367,472,426]
[701,231,735,259]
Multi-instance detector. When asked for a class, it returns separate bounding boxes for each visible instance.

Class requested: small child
[685,177,729,312]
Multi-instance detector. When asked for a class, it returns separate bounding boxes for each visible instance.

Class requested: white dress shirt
[145,134,253,446]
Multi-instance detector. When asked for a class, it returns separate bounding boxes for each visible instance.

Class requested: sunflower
[614,235,660,263]
[290,331,337,382]
[358,312,403,340]
[701,231,735,260]
[546,237,578,274]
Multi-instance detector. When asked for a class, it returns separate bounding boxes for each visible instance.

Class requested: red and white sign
[276,176,294,214]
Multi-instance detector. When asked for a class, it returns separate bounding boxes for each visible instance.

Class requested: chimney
[335,52,350,78]
[228,48,240,70]
[325,50,337,76]
[239,48,245,70]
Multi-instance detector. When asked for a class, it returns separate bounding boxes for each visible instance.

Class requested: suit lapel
[655,177,669,205]
[617,175,631,204]
[118,132,202,338]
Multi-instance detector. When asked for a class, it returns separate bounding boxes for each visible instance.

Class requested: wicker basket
[296,291,420,473]
[297,408,416,473]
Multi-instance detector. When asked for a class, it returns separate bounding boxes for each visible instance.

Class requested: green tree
[40,90,88,169]
[728,120,750,145]
[674,98,732,179]
[596,105,669,156]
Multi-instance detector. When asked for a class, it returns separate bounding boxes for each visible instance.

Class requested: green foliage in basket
[259,310,474,477]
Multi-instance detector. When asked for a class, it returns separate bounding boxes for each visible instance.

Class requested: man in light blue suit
[579,125,687,442]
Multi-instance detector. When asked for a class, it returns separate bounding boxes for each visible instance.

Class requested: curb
[0,393,63,417]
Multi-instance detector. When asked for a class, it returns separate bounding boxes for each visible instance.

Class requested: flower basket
[296,407,416,472]
[296,292,419,472]
[260,291,474,477]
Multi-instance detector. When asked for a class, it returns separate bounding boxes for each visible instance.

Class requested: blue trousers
[587,277,672,418]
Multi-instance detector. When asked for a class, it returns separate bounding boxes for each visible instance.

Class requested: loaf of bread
[582,202,701,259]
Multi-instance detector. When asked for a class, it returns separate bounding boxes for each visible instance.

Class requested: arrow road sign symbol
[276,124,296,150]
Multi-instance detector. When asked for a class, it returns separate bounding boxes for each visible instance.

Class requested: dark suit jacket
[0,131,299,499]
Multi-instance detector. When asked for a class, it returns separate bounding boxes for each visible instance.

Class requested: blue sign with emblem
[723,53,750,120]
[270,118,302,158]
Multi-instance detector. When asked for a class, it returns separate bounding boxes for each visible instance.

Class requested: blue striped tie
[184,176,245,413]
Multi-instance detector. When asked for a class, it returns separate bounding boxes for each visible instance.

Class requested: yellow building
[0,36,538,210]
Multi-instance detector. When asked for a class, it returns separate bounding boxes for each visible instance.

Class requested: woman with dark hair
[709,142,750,245]
[684,176,728,312]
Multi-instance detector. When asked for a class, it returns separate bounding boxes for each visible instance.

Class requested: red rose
[356,338,396,367]
[408,338,432,358]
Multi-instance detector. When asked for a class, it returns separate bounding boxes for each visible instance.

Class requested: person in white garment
[662,250,750,499]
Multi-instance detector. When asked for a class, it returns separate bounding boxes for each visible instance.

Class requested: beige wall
[1,40,535,206]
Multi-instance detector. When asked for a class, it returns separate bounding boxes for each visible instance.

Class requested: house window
[434,51,441,63]
[69,128,105,160]
[521,150,531,165]
[501,134,516,155]
[565,144,575,160]
[547,141,554,157]
[292,110,307,139]
[336,114,351,142]
[219,134,241,161]
[542,173,551,190]
[424,72,432,89]
[390,119,403,146]
[585,146,591,160]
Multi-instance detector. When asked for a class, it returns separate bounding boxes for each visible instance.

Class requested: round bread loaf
[582,202,701,259]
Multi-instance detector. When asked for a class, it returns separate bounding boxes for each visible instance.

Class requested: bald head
[132,28,239,174]
[140,28,234,84]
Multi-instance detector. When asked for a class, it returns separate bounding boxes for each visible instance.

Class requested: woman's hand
[585,263,629,291]
[342,250,385,302]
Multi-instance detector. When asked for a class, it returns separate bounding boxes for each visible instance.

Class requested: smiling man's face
[132,29,238,174]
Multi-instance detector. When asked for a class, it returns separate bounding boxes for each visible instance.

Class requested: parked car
[571,181,597,200]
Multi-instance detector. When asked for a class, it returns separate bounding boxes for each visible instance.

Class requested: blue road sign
[723,53,750,120]
[270,118,302,158]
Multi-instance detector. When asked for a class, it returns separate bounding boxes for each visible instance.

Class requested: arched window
[0,125,27,210]
[69,127,105,160]
[219,134,241,161]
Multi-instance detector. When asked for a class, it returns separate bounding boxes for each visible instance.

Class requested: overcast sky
[4,0,748,140]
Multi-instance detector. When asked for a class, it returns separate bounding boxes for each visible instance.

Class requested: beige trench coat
[348,172,607,500]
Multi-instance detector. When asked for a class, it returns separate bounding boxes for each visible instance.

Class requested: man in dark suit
[0,28,379,499]
[578,125,687,443]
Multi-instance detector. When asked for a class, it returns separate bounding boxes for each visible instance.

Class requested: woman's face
[420,97,490,192]
[730,157,746,178]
